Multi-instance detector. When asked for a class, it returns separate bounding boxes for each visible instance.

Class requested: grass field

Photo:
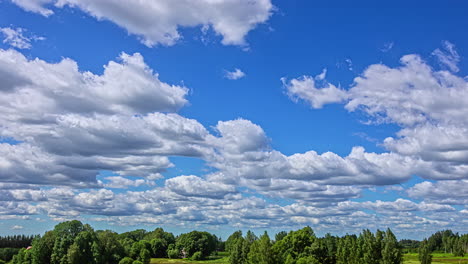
[403,252,468,264]
[150,252,468,264]
[150,252,229,264]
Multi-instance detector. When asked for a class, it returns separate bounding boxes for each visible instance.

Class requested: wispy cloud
[0,27,44,49]
[381,42,394,52]
[432,40,460,72]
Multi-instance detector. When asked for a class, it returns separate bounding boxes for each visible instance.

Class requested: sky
[0,0,467,240]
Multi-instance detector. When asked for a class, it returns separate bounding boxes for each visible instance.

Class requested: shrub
[191,251,203,261]
[167,248,179,259]
[119,257,134,264]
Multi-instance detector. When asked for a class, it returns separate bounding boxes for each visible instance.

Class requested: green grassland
[151,252,229,264]
[150,252,468,264]
[403,253,468,264]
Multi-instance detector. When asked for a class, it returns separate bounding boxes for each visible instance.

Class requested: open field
[151,252,229,264]
[150,253,468,264]
[403,253,468,264]
[150,257,229,264]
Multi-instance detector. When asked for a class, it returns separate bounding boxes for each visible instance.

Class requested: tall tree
[247,231,273,264]
[381,228,402,264]
[419,239,432,264]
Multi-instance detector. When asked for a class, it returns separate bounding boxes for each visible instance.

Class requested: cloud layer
[11,0,274,46]
[1,43,467,236]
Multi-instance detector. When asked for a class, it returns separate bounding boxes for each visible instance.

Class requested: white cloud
[0,27,35,49]
[225,68,246,80]
[11,225,24,230]
[165,175,237,199]
[0,50,188,121]
[381,42,394,52]
[432,40,460,72]
[12,0,273,46]
[283,69,348,108]
[11,0,54,16]
[346,54,468,126]
[103,176,155,189]
[407,180,468,205]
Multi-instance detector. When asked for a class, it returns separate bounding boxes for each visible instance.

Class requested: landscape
[0,220,467,264]
[0,0,467,264]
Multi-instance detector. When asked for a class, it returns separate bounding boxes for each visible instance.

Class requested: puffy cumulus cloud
[0,27,44,49]
[285,45,468,184]
[0,49,208,187]
[210,146,417,186]
[165,175,237,199]
[0,143,101,187]
[12,0,273,46]
[282,69,348,109]
[211,119,269,155]
[346,54,468,126]
[407,180,468,205]
[225,68,246,80]
[0,50,188,121]
[249,179,362,206]
[103,176,155,189]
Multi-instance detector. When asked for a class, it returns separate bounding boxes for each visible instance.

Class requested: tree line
[2,220,467,264]
[0,235,36,249]
[417,230,468,264]
[6,220,222,264]
[226,227,403,264]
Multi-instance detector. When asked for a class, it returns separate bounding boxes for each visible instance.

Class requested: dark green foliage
[229,236,245,264]
[0,248,20,262]
[272,226,316,263]
[226,230,243,253]
[191,251,203,261]
[138,248,151,264]
[175,231,217,258]
[31,230,55,264]
[419,239,432,264]
[96,230,125,264]
[0,234,36,248]
[275,231,287,242]
[247,231,273,264]
[119,229,147,242]
[118,257,134,264]
[381,228,402,264]
[167,244,179,259]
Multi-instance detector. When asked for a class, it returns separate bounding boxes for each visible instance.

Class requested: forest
[0,220,467,264]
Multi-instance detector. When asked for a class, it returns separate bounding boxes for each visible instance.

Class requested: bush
[132,261,143,264]
[191,251,203,261]
[119,257,134,264]
[167,248,179,259]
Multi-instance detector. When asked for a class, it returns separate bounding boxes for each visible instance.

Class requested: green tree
[139,248,151,264]
[382,228,402,264]
[31,231,55,264]
[247,231,273,264]
[96,230,125,264]
[229,237,245,264]
[176,231,217,258]
[419,239,432,264]
[118,257,134,264]
[226,231,243,253]
[191,251,202,261]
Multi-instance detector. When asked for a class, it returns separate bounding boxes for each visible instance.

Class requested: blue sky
[0,0,467,240]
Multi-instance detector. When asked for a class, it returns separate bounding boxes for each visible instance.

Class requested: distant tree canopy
[3,221,467,264]
[0,235,36,248]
